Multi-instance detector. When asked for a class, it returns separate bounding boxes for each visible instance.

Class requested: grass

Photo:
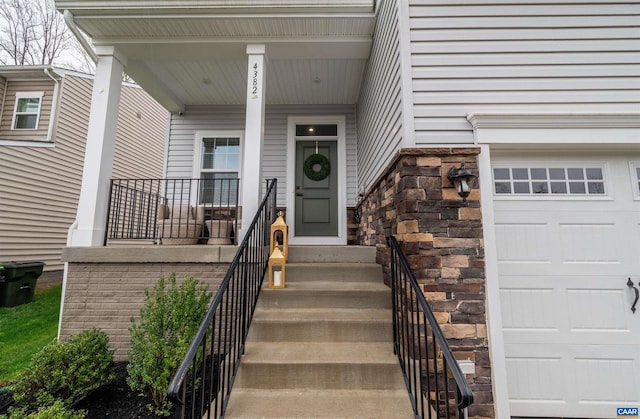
[0,285,62,384]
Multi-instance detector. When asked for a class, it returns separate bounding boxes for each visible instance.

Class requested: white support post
[69,46,126,247]
[239,44,266,241]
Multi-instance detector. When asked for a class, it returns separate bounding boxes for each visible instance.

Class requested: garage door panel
[506,355,566,402]
[500,288,558,330]
[575,357,638,403]
[507,344,640,417]
[495,222,553,263]
[559,223,621,264]
[567,288,630,331]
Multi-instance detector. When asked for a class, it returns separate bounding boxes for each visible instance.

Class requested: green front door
[295,140,338,236]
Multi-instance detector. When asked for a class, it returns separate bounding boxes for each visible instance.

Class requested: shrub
[6,400,85,419]
[127,274,212,416]
[11,328,114,413]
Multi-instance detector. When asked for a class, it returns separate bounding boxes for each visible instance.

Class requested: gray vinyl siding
[112,82,168,179]
[0,79,56,141]
[356,0,403,194]
[0,73,167,271]
[409,0,640,145]
[166,104,358,207]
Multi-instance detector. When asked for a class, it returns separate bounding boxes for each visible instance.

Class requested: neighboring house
[0,66,169,271]
[54,1,640,418]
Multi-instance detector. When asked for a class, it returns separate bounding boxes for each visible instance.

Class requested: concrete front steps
[224,246,414,419]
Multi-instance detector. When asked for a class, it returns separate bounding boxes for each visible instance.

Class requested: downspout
[0,77,7,125]
[43,67,60,142]
[63,10,98,64]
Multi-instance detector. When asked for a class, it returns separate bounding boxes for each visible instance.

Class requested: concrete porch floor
[62,244,238,264]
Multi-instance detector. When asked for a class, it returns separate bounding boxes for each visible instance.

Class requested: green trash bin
[0,261,45,308]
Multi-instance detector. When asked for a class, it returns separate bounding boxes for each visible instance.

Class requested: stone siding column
[356,148,494,418]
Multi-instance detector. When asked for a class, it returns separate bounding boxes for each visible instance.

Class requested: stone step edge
[224,388,415,419]
[261,281,389,291]
[286,246,377,263]
[241,342,398,364]
[251,307,391,322]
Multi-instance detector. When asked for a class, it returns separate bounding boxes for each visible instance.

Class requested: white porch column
[70,46,126,246]
[239,44,266,241]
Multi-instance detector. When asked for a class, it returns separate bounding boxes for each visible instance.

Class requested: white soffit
[80,15,376,41]
[55,0,375,15]
[467,113,640,145]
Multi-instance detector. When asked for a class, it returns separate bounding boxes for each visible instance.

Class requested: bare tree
[34,0,70,65]
[0,0,36,65]
[0,0,92,72]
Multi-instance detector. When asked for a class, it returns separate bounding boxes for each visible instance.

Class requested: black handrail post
[241,243,249,355]
[104,179,115,246]
[388,238,398,356]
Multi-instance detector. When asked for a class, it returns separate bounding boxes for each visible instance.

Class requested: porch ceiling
[56,1,376,112]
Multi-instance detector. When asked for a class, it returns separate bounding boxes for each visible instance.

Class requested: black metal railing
[167,179,277,419]
[388,236,474,419]
[105,178,240,245]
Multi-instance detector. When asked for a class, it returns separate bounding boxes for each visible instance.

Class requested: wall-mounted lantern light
[447,162,477,202]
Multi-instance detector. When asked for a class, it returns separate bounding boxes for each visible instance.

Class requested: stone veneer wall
[60,262,229,361]
[356,148,494,418]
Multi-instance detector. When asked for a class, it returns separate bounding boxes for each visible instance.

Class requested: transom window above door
[493,164,607,196]
[295,124,338,137]
[195,134,241,205]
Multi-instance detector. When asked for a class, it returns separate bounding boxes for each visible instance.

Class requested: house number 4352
[251,63,259,99]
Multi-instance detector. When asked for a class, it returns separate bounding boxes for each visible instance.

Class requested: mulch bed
[0,362,165,418]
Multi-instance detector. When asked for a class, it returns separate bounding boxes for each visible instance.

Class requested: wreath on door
[303,153,331,181]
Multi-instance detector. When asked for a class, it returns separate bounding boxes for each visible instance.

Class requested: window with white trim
[493,165,607,196]
[12,92,43,130]
[199,136,241,205]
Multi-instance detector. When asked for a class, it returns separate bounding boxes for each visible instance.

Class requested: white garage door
[493,153,640,418]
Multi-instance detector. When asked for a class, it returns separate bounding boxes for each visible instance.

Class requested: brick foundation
[355,148,494,418]
[60,262,229,361]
